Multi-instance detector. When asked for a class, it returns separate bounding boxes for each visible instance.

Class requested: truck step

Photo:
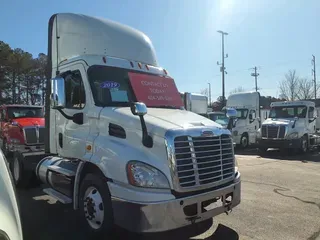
[43,188,72,204]
[47,165,76,177]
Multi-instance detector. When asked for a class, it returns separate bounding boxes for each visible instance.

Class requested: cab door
[55,62,91,159]
[248,109,258,144]
[307,106,316,133]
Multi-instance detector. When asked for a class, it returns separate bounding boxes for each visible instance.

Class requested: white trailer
[11,13,241,237]
[257,100,320,153]
[180,92,208,115]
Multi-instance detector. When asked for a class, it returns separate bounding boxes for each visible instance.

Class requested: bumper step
[43,188,72,204]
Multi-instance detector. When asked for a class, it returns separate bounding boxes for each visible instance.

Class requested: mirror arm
[57,108,74,120]
[139,116,153,148]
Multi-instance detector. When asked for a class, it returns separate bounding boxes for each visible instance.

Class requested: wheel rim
[83,186,104,230]
[13,157,20,182]
[241,136,248,148]
[302,138,307,152]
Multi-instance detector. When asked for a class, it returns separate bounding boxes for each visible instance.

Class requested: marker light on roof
[163,69,167,75]
[102,56,107,63]
[130,61,134,68]
[145,65,149,70]
[138,63,142,69]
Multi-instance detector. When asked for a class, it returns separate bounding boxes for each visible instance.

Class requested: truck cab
[0,105,45,157]
[13,13,241,237]
[257,100,320,153]
[226,92,261,148]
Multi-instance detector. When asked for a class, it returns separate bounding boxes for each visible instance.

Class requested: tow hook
[225,199,232,215]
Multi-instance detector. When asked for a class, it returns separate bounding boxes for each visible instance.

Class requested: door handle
[59,133,63,148]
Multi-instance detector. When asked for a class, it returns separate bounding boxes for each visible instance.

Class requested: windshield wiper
[149,105,180,109]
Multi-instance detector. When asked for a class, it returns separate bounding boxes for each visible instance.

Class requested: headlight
[287,132,299,139]
[10,138,21,144]
[127,161,170,189]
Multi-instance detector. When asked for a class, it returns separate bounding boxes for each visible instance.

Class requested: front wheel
[240,134,249,149]
[300,135,308,153]
[10,152,33,188]
[79,174,114,237]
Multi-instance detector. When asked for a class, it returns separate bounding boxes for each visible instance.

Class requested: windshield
[235,108,248,119]
[87,65,183,109]
[7,107,44,119]
[269,106,307,118]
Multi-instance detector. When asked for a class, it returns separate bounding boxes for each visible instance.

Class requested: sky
[1,0,319,101]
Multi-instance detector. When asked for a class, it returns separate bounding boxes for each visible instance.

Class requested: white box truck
[256,100,320,153]
[10,13,241,237]
[180,92,208,116]
[226,92,265,148]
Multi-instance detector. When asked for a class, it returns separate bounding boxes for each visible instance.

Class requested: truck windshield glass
[236,109,248,119]
[87,65,182,109]
[7,107,44,119]
[209,114,229,125]
[269,106,307,118]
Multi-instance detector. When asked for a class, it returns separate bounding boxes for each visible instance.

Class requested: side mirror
[51,77,66,109]
[249,114,253,120]
[226,108,237,119]
[72,113,84,125]
[131,102,147,116]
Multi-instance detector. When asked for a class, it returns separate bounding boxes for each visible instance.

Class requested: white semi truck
[226,92,269,148]
[256,100,320,153]
[11,13,241,236]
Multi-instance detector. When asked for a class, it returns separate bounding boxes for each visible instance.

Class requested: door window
[64,70,86,109]
[308,107,315,118]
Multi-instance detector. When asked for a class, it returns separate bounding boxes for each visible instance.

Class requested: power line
[250,66,260,92]
[312,55,316,99]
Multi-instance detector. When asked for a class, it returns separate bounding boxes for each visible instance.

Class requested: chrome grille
[174,134,234,188]
[23,127,45,145]
[261,125,286,139]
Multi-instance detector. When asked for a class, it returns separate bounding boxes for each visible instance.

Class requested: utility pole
[217,30,228,108]
[208,82,211,105]
[250,66,260,92]
[312,55,317,99]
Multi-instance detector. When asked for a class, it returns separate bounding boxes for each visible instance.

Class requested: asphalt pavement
[17,149,320,240]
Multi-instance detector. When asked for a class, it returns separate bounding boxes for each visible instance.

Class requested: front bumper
[257,138,301,149]
[111,173,241,233]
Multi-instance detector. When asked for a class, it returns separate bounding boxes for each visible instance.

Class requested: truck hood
[12,118,45,127]
[262,118,294,126]
[100,107,223,137]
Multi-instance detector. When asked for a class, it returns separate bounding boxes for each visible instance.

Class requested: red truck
[0,105,45,157]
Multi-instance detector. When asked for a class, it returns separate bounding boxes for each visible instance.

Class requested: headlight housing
[127,161,170,189]
[10,138,21,144]
[287,132,299,139]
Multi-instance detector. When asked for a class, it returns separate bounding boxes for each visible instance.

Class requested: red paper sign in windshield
[128,72,184,108]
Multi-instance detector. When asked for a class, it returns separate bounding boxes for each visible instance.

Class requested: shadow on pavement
[235,147,320,163]
[18,187,239,240]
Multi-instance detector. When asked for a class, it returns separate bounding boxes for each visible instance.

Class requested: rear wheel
[79,174,114,237]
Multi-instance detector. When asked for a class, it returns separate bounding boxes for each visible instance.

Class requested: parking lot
[17,149,320,240]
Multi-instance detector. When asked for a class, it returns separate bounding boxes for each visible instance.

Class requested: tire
[240,134,249,149]
[300,135,308,154]
[79,173,114,237]
[10,152,33,188]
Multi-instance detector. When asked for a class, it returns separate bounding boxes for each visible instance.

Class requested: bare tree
[229,86,245,95]
[296,78,314,100]
[200,88,208,96]
[279,70,299,101]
